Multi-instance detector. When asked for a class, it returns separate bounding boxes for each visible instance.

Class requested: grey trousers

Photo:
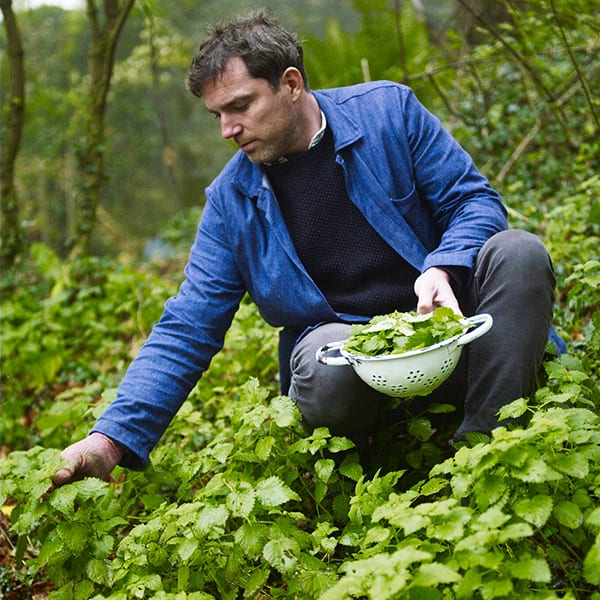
[287,230,556,443]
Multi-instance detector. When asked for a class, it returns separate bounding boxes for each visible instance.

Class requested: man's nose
[220,115,242,139]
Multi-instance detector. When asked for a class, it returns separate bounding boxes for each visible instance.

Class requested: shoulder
[316,80,415,105]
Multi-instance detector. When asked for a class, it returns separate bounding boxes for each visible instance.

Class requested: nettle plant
[1,359,599,599]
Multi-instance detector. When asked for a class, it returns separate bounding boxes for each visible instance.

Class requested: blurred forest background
[3,0,597,264]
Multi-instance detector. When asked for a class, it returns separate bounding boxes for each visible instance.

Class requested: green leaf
[57,522,88,555]
[508,557,551,582]
[420,477,448,496]
[413,562,462,585]
[195,504,229,534]
[552,452,589,478]
[177,537,198,563]
[226,483,256,518]
[339,456,363,482]
[510,457,563,482]
[263,537,300,573]
[553,501,583,529]
[315,458,336,482]
[513,495,553,528]
[497,398,528,420]
[270,395,298,427]
[85,557,111,586]
[50,484,78,514]
[256,476,300,507]
[583,535,600,585]
[328,436,355,453]
[235,522,269,558]
[255,436,275,461]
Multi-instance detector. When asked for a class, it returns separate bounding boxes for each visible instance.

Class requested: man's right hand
[52,432,123,486]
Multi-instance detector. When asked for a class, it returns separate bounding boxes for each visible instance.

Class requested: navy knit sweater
[265,127,419,317]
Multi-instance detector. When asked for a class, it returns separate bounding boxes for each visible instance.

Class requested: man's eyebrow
[208,94,253,114]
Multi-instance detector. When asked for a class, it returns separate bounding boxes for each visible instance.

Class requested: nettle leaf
[412,561,462,586]
[585,507,600,530]
[553,501,584,529]
[256,476,300,507]
[508,556,551,582]
[552,452,589,478]
[328,436,355,453]
[177,537,199,562]
[262,537,300,573]
[235,522,270,558]
[50,484,78,514]
[226,482,256,518]
[195,504,229,534]
[510,457,563,483]
[315,458,336,483]
[209,442,234,463]
[255,436,275,461]
[85,557,111,586]
[57,521,88,555]
[513,495,553,528]
[270,395,299,427]
[338,456,363,482]
[583,535,600,585]
[497,398,528,420]
[474,474,508,509]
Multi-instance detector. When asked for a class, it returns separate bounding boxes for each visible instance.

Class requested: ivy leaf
[256,476,300,507]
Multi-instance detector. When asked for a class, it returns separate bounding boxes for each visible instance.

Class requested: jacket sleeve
[92,195,245,468]
[401,86,508,272]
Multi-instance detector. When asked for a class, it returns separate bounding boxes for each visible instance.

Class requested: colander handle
[456,313,493,346]
[315,341,348,366]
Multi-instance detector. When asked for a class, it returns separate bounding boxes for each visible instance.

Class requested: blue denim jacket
[93,82,508,468]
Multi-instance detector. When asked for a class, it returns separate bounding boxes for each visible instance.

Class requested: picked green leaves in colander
[343,307,468,357]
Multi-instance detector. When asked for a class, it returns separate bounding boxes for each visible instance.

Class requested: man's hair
[186,8,309,98]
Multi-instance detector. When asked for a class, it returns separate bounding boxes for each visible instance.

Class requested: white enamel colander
[316,313,493,398]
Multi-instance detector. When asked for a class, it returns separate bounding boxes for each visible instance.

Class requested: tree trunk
[0,0,25,270]
[68,0,136,258]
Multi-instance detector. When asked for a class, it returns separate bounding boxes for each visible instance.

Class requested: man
[53,9,559,484]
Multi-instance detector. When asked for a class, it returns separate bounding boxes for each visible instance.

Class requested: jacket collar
[229,88,364,198]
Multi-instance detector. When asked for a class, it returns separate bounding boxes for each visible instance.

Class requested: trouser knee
[288,323,384,437]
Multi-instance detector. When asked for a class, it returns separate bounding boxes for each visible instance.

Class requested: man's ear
[280,67,305,99]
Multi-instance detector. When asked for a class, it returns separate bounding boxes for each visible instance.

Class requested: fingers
[414,267,462,316]
[51,433,122,487]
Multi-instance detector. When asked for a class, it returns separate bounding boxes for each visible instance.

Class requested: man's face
[201,57,304,164]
